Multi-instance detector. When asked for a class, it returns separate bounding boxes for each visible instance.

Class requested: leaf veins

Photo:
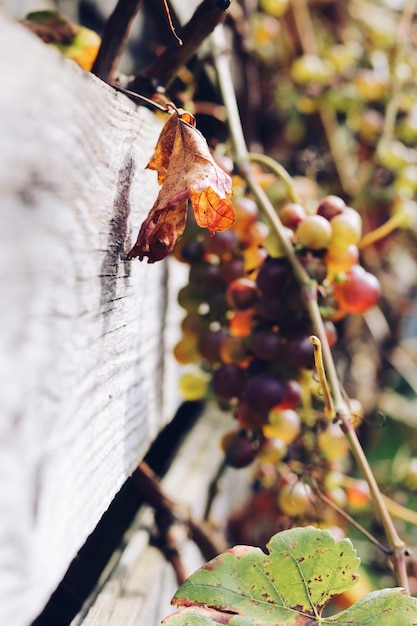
[128,105,235,263]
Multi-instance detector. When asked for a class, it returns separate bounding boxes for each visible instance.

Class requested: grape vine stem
[211,23,410,593]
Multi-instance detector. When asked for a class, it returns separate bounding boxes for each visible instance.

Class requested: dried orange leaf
[128,106,234,263]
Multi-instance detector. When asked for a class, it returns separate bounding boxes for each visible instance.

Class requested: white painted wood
[0,11,185,626]
[71,405,234,626]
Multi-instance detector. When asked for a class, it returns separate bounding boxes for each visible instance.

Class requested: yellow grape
[179,370,209,401]
[264,229,292,257]
[278,480,312,516]
[296,215,332,250]
[325,244,359,276]
[265,408,301,444]
[260,0,289,18]
[256,437,287,464]
[243,245,268,275]
[317,424,349,462]
[326,486,348,509]
[329,211,362,251]
[290,54,334,86]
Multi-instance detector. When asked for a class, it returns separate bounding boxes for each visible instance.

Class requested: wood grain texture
[0,11,184,626]
[71,405,234,626]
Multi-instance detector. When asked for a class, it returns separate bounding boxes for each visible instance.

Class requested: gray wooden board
[0,10,186,626]
[71,405,235,626]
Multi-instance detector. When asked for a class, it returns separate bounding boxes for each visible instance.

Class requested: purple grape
[243,372,285,412]
[212,364,245,399]
[256,258,290,296]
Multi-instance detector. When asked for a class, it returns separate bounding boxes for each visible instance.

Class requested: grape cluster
[248,0,417,232]
[173,189,378,521]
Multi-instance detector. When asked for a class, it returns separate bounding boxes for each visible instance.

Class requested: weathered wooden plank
[71,405,234,626]
[0,11,185,626]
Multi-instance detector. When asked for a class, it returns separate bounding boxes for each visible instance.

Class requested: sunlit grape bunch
[173,188,379,521]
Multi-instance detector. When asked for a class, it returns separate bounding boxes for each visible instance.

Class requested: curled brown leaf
[128,105,234,263]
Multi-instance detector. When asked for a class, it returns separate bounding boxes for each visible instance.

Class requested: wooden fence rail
[0,11,183,625]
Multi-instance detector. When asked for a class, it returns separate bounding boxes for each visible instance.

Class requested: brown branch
[91,0,144,82]
[127,0,230,94]
[131,461,228,580]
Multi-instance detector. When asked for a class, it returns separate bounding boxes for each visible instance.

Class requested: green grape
[296,214,332,250]
[397,113,417,146]
[326,486,348,508]
[395,165,417,196]
[325,43,360,74]
[378,140,417,172]
[264,228,293,257]
[290,54,334,86]
[278,479,312,516]
[177,285,205,312]
[179,370,209,401]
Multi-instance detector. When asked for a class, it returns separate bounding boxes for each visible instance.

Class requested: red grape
[333,265,381,314]
[278,379,302,409]
[279,203,307,230]
[203,229,239,256]
[316,195,346,220]
[223,431,256,468]
[220,257,245,283]
[226,277,258,310]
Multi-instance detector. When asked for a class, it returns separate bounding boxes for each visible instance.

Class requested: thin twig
[162,0,183,46]
[127,0,230,93]
[378,0,417,149]
[131,462,228,567]
[91,0,144,82]
[248,153,300,204]
[111,83,170,113]
[211,23,410,593]
[316,491,392,555]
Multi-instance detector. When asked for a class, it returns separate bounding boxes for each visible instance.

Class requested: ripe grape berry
[333,265,381,314]
[173,189,380,508]
[223,431,256,468]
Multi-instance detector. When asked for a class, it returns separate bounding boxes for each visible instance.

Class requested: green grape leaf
[162,527,417,626]
[326,588,417,625]
[163,527,360,625]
